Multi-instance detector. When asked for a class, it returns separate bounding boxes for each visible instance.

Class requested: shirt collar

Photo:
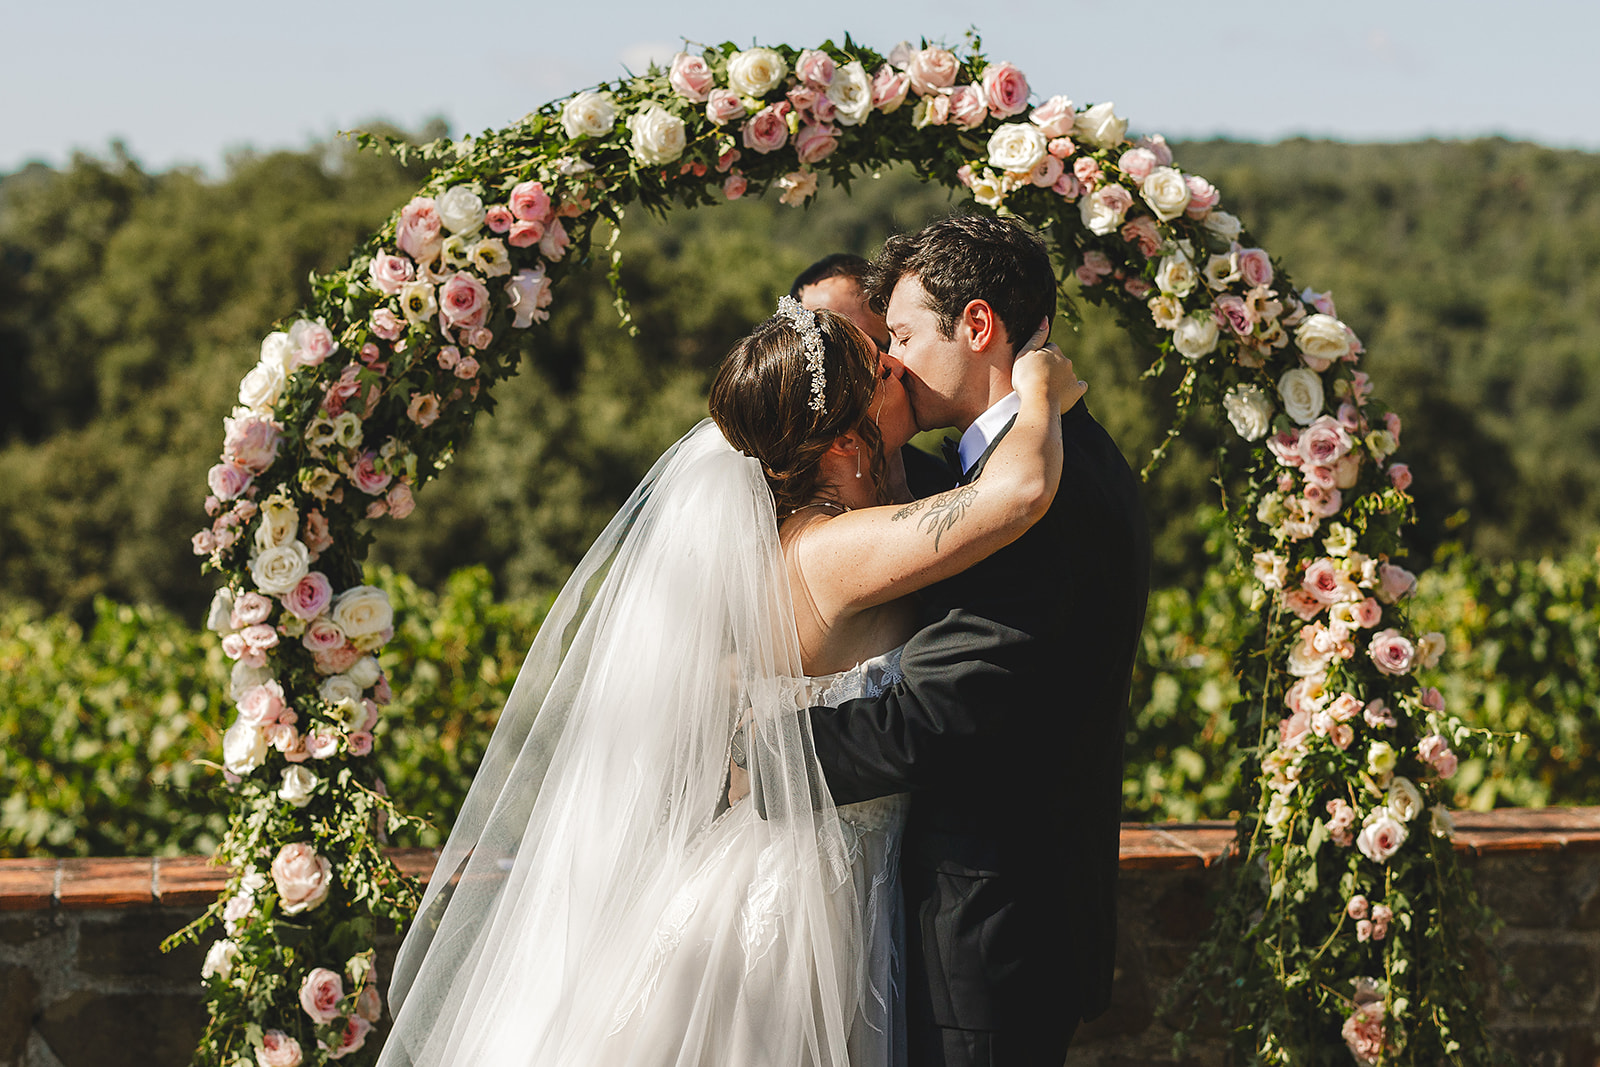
[957,391,1021,475]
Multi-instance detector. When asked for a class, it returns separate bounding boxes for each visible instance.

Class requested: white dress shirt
[956,391,1022,476]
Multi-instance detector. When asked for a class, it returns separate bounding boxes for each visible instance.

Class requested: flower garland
[171,34,1498,1066]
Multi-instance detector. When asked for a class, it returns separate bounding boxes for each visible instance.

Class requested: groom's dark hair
[866,213,1055,353]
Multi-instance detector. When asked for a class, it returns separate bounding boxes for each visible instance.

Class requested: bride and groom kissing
[380,213,1151,1067]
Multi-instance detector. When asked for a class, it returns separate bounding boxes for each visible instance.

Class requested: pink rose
[1367,628,1416,676]
[1300,416,1353,467]
[1371,903,1392,938]
[355,984,382,1023]
[1300,558,1350,605]
[1029,154,1064,189]
[287,319,335,369]
[1302,463,1336,489]
[1352,598,1383,628]
[454,355,480,380]
[345,731,374,757]
[796,48,835,88]
[302,510,332,557]
[1328,692,1363,722]
[301,618,346,653]
[1388,463,1412,491]
[1356,810,1408,863]
[238,681,288,726]
[1331,722,1354,750]
[1363,699,1397,728]
[669,52,715,101]
[396,197,442,263]
[1052,171,1081,200]
[871,66,910,112]
[1120,216,1161,257]
[1326,799,1356,846]
[1355,918,1374,941]
[1136,134,1174,165]
[1215,295,1254,337]
[240,623,278,655]
[273,842,333,915]
[1118,147,1157,182]
[907,47,959,96]
[539,218,570,262]
[1420,685,1446,711]
[208,462,254,501]
[305,730,342,759]
[1347,894,1369,920]
[794,123,839,164]
[386,483,415,519]
[509,180,552,224]
[370,306,403,341]
[948,85,989,129]
[283,572,333,621]
[1419,734,1458,778]
[1267,430,1304,468]
[715,148,740,173]
[406,392,440,428]
[1342,1001,1392,1065]
[365,500,387,519]
[1030,95,1076,138]
[258,1029,304,1067]
[343,451,392,496]
[231,591,273,629]
[483,205,513,233]
[1238,247,1274,288]
[1124,278,1152,299]
[742,106,790,154]
[438,273,489,330]
[723,173,748,200]
[1279,708,1312,749]
[1073,156,1102,187]
[266,722,301,756]
[298,966,344,1024]
[705,89,747,126]
[981,61,1029,117]
[223,415,283,475]
[1184,175,1221,217]
[508,218,545,248]
[192,530,216,556]
[1375,562,1417,604]
[323,1015,373,1060]
[1303,484,1343,518]
[437,345,460,370]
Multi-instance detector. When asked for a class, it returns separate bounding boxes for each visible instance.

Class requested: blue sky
[7,0,1596,174]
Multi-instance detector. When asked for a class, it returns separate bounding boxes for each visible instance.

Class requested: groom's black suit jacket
[808,404,1150,1062]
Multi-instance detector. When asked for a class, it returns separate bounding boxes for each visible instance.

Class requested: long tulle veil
[380,420,861,1066]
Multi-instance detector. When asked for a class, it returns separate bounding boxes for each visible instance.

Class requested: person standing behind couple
[791,216,1152,1066]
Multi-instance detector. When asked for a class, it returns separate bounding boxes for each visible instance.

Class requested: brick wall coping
[5,806,1600,911]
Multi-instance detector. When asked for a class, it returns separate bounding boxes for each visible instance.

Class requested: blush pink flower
[301,617,346,652]
[483,205,513,233]
[1300,416,1354,467]
[1352,597,1383,628]
[438,273,490,331]
[1363,699,1397,728]
[742,106,790,154]
[343,451,392,496]
[386,483,415,519]
[370,306,403,341]
[1029,154,1065,189]
[1072,156,1103,187]
[273,843,333,915]
[231,591,273,629]
[1419,734,1459,778]
[1238,247,1274,288]
[396,197,442,263]
[192,530,216,556]
[238,681,288,727]
[1283,588,1325,620]
[283,572,333,621]
[1303,484,1343,518]
[980,61,1029,117]
[1388,463,1412,491]
[1120,216,1162,257]
[1328,692,1363,722]
[723,173,748,200]
[794,123,840,164]
[508,180,552,224]
[1375,562,1417,604]
[508,219,544,248]
[706,89,747,126]
[669,51,715,101]
[406,392,440,428]
[1118,147,1157,182]
[871,66,911,112]
[539,218,570,261]
[1052,171,1082,200]
[1367,628,1416,676]
[796,48,835,88]
[1302,558,1355,604]
[302,511,333,556]
[223,414,283,474]
[298,966,344,1024]
[906,47,959,96]
[1030,95,1076,138]
[1342,1000,1392,1065]
[323,1015,373,1060]
[258,1029,303,1067]
[305,730,342,759]
[346,731,374,757]
[454,355,480,380]
[948,85,989,129]
[1356,810,1408,863]
[1184,175,1221,217]
[1215,295,1254,337]
[208,462,254,501]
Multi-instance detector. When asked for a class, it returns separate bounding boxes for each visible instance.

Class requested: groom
[805,214,1151,1066]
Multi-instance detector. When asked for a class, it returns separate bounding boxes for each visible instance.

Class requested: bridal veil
[380,420,862,1066]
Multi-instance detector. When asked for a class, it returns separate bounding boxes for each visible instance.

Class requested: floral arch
[177,36,1496,1067]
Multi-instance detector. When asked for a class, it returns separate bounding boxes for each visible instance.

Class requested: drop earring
[855,447,862,479]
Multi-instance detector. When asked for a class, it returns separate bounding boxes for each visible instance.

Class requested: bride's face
[869,349,917,451]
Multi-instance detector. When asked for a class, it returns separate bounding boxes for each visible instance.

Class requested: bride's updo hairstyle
[710,307,888,516]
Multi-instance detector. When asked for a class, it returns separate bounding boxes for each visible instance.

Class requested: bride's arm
[794,344,1084,616]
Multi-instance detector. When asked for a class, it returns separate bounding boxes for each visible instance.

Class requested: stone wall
[5,811,1600,1066]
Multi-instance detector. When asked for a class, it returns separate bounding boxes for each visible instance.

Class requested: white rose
[331,586,393,639]
[560,90,617,140]
[202,939,240,980]
[436,186,486,236]
[223,718,269,775]
[259,331,294,375]
[1155,253,1198,297]
[1277,368,1326,426]
[1355,808,1408,863]
[1203,210,1243,242]
[253,496,299,553]
[1172,312,1219,359]
[250,540,311,595]
[238,356,287,413]
[207,587,236,634]
[727,48,788,97]
[1222,383,1273,441]
[970,170,1007,208]
[1295,313,1354,367]
[986,123,1048,175]
[230,660,273,701]
[826,61,873,126]
[279,766,320,808]
[318,674,362,705]
[1141,166,1191,222]
[346,655,381,689]
[1387,776,1425,822]
[1073,101,1128,149]
[1078,191,1126,236]
[626,105,687,166]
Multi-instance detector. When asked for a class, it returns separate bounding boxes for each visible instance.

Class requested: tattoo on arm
[899,486,979,551]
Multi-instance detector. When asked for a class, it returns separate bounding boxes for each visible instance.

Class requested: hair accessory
[776,295,827,413]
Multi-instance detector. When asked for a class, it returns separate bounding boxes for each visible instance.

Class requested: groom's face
[883,274,989,432]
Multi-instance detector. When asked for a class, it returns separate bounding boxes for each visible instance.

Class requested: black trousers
[907,1018,1079,1067]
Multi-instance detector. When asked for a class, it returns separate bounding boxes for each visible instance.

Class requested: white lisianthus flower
[346,655,381,689]
[1387,776,1425,822]
[727,47,788,96]
[1172,312,1220,359]
[627,105,687,165]
[1155,253,1198,298]
[331,586,393,639]
[207,587,237,634]
[334,697,368,732]
[1203,250,1241,290]
[827,61,873,126]
[1323,523,1359,558]
[253,495,299,553]
[1203,210,1243,241]
[250,540,311,595]
[1252,551,1287,590]
[319,674,362,705]
[1073,101,1128,149]
[439,233,473,271]
[1367,740,1399,780]
[330,411,362,450]
[970,170,1007,208]
[238,357,287,413]
[1148,294,1184,330]
[1416,631,1447,669]
[223,717,269,775]
[560,90,617,139]
[1295,313,1355,369]
[1277,368,1326,426]
[436,186,486,235]
[279,766,320,808]
[202,939,240,981]
[1264,790,1291,828]
[986,123,1048,175]
[1141,166,1191,221]
[776,170,818,207]
[399,280,438,326]
[1222,383,1273,440]
[468,238,511,279]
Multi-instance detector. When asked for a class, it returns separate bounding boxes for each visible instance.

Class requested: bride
[378,296,1082,1066]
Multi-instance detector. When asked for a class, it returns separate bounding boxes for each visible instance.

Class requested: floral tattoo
[892,487,979,551]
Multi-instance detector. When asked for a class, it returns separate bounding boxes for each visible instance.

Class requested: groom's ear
[960,299,1000,354]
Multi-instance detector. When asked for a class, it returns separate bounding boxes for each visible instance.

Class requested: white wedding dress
[378,422,909,1067]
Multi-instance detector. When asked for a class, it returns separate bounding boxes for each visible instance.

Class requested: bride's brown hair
[710,309,888,517]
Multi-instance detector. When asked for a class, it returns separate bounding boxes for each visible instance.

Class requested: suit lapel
[960,414,1018,485]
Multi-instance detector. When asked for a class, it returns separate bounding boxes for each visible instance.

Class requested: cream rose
[626,105,687,165]
[1356,808,1408,863]
[238,356,287,413]
[1155,252,1199,297]
[1079,186,1133,236]
[253,495,299,552]
[727,47,787,96]
[1386,776,1425,822]
[223,718,268,775]
[1141,166,1191,222]
[273,842,333,915]
[1172,312,1220,359]
[319,674,363,705]
[250,540,311,595]
[668,52,714,102]
[1148,294,1183,330]
[1030,95,1076,138]
[435,186,485,235]
[1277,368,1326,426]
[330,585,393,639]
[1203,210,1243,241]
[986,123,1048,175]
[1295,313,1355,371]
[279,765,319,808]
[560,90,617,140]
[1073,101,1128,149]
[1223,383,1273,440]
[826,61,873,126]
[346,655,381,689]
